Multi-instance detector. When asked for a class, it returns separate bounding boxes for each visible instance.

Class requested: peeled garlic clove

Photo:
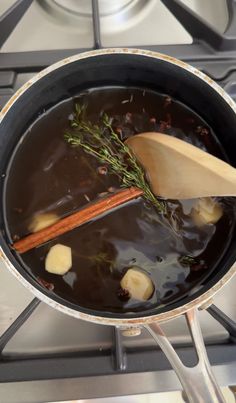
[192,198,223,226]
[29,213,59,233]
[45,244,72,275]
[120,267,154,301]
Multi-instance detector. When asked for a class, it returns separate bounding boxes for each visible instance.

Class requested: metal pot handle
[145,308,225,403]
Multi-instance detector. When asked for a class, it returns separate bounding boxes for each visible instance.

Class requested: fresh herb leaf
[179,255,197,267]
[64,103,166,214]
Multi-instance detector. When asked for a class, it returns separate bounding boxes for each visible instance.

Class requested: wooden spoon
[126,132,236,199]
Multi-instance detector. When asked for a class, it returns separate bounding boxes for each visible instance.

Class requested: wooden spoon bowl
[126,132,236,199]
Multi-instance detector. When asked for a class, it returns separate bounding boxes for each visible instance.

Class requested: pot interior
[0,51,236,320]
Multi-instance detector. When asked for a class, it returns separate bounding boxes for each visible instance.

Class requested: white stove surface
[0,0,229,51]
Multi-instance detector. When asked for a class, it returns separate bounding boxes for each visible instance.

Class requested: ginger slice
[120,267,154,301]
[45,244,72,275]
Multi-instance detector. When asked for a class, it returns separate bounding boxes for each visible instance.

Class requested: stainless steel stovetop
[0,1,236,402]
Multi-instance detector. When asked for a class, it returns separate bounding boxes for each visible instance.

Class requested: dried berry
[164,96,172,108]
[196,125,203,133]
[117,287,130,301]
[37,277,54,291]
[97,166,108,175]
[196,125,209,136]
[125,112,132,123]
[115,127,122,135]
[166,113,172,127]
[159,121,168,132]
[150,117,156,124]
[200,128,209,136]
[191,260,208,272]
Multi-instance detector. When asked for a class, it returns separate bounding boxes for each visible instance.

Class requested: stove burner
[52,0,135,17]
[40,0,150,19]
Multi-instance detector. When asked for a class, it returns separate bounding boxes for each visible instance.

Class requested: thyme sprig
[64,103,166,214]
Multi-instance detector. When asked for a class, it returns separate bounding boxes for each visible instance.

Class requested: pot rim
[1,47,236,326]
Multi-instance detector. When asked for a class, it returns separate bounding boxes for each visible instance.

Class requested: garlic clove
[120,267,154,301]
[29,213,59,233]
[45,244,72,275]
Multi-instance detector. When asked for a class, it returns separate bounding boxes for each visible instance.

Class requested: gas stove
[0,1,236,403]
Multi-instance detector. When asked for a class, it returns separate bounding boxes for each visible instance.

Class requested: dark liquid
[5,87,236,313]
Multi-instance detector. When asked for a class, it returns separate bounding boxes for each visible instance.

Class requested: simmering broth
[5,87,236,313]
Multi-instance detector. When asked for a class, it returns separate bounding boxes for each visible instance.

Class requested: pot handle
[145,308,225,403]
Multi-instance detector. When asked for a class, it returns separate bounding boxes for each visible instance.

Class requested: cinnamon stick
[13,187,143,254]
